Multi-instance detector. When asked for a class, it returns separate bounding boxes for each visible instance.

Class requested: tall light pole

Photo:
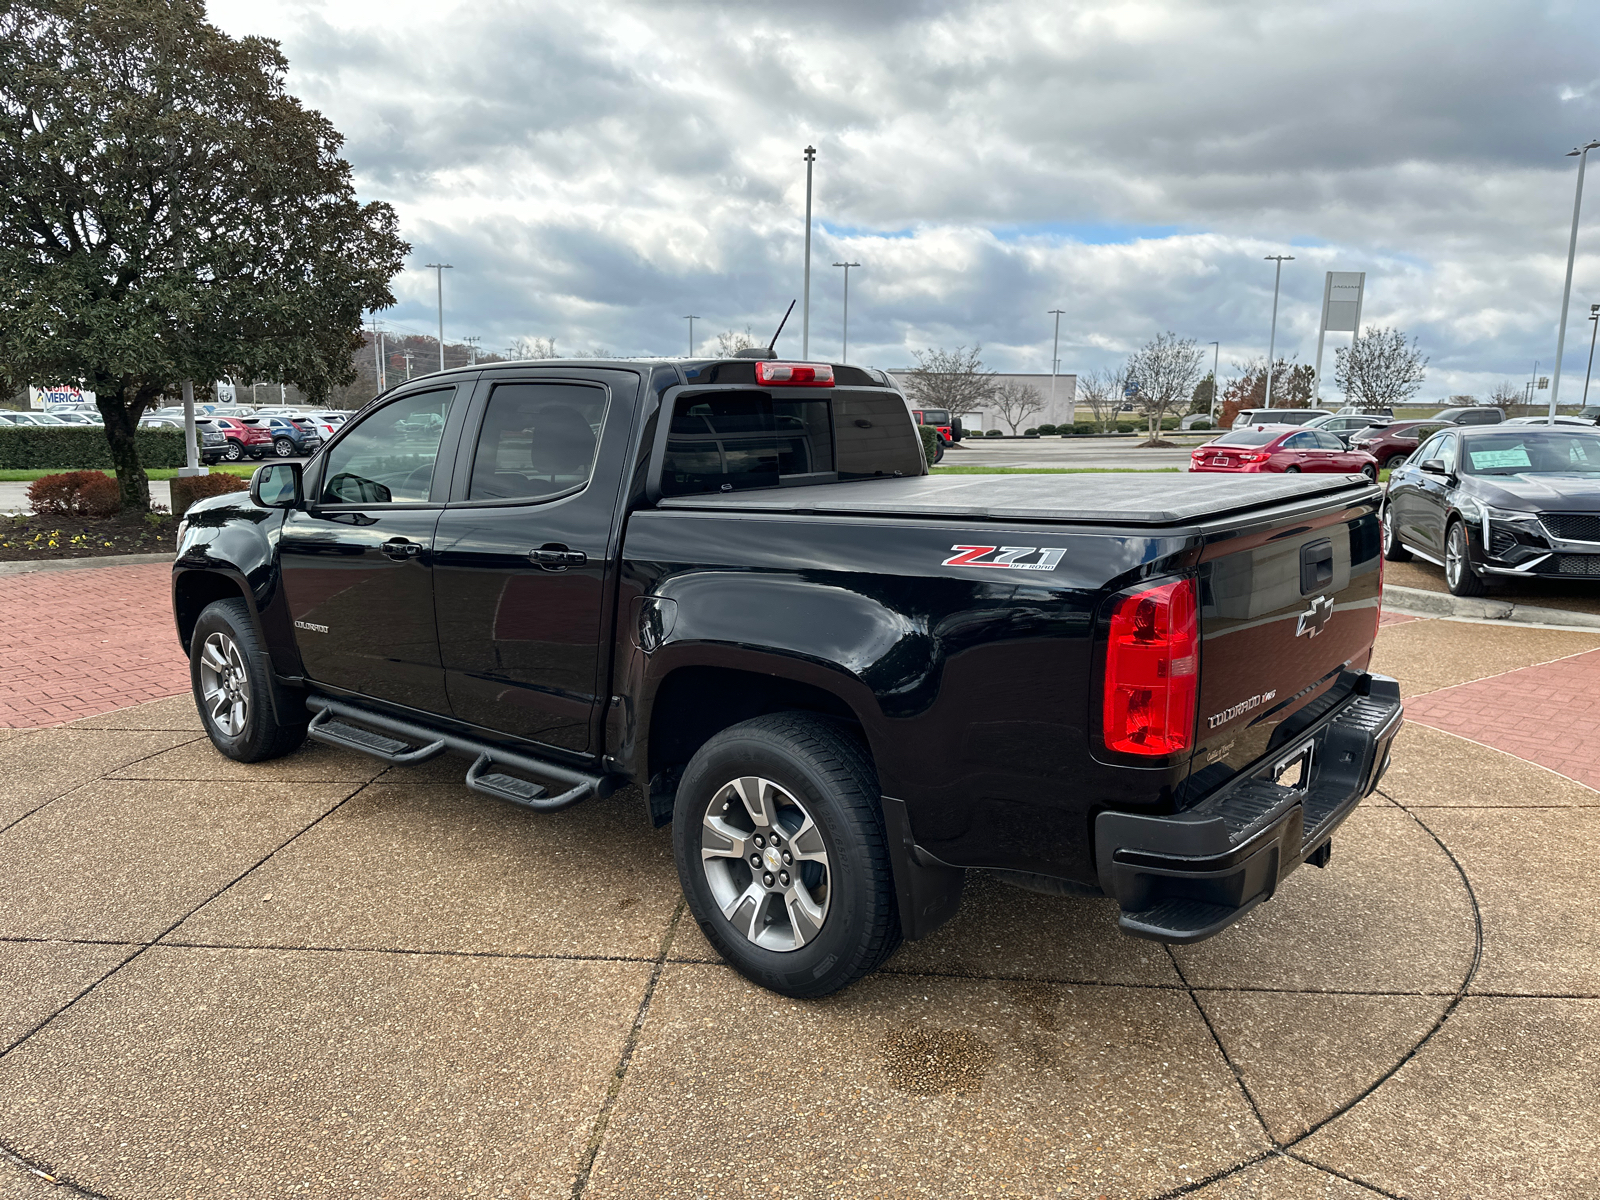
[833,262,859,362]
[1048,309,1065,419]
[1585,304,1600,406]
[683,315,699,356]
[1207,341,1221,420]
[1548,139,1600,421]
[424,263,452,371]
[1263,255,1294,408]
[802,145,816,359]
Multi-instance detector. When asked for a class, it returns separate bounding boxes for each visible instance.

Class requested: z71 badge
[941,545,1067,571]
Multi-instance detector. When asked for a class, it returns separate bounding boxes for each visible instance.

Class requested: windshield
[1213,429,1280,446]
[1460,431,1600,475]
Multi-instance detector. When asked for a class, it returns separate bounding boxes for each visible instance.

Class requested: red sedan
[1190,425,1379,478]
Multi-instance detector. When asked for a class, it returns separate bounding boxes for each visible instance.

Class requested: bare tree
[903,345,998,419]
[1489,379,1522,409]
[1076,367,1119,431]
[1334,327,1428,409]
[1124,332,1205,445]
[509,336,558,360]
[715,327,755,355]
[991,380,1044,434]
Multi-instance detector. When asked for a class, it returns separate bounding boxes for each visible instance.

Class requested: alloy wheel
[700,776,831,952]
[225,441,243,461]
[197,631,250,737]
[1446,524,1466,589]
[274,438,295,457]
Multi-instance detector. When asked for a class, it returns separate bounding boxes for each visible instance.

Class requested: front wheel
[673,713,901,998]
[190,598,308,762]
[1361,463,1378,481]
[1445,520,1487,597]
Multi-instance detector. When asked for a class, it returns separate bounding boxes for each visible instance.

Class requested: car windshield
[1212,429,1280,446]
[1460,432,1600,476]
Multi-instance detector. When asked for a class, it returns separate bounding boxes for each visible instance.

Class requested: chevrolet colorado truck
[172,353,1403,998]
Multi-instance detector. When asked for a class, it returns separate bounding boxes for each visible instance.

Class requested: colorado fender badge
[941,545,1067,572]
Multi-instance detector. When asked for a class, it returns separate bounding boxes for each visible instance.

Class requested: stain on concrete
[879,1024,995,1095]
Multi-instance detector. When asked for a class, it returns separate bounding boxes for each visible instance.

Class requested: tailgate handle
[1300,538,1334,594]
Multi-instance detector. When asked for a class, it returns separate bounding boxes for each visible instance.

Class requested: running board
[304,696,611,813]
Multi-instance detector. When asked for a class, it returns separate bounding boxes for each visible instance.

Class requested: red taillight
[1102,579,1199,756]
[754,361,834,387]
[1238,452,1267,463]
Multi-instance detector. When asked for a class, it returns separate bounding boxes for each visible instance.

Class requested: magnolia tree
[1334,328,1429,410]
[1124,332,1205,445]
[0,0,407,509]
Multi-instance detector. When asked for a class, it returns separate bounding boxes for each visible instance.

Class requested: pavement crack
[571,899,685,1199]
[0,1139,112,1198]
[0,734,207,839]
[1163,943,1277,1147]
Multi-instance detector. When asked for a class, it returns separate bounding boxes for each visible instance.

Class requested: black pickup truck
[172,354,1403,997]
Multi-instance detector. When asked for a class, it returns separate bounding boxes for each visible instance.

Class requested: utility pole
[1263,255,1294,408]
[1527,360,1540,407]
[1548,139,1600,421]
[464,335,480,366]
[1048,309,1065,420]
[833,262,859,362]
[424,262,453,372]
[683,315,699,357]
[802,145,816,359]
[1585,304,1600,406]
[1208,341,1221,420]
[403,349,414,381]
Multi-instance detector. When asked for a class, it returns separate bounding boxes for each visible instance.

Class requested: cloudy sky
[207,0,1600,399]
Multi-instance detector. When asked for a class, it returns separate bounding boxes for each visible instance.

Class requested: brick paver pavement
[1406,645,1600,790]
[0,563,187,728]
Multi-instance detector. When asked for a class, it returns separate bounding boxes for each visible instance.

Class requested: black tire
[1445,519,1487,597]
[248,448,265,459]
[672,713,901,999]
[1382,502,1412,562]
[933,439,945,464]
[1360,463,1378,481]
[1284,465,1301,473]
[224,439,244,462]
[1385,453,1410,471]
[274,437,296,457]
[190,598,308,762]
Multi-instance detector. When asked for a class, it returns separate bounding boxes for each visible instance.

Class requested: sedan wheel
[1445,520,1487,597]
[1361,463,1378,481]
[273,437,296,457]
[1382,503,1412,562]
[1284,465,1301,473]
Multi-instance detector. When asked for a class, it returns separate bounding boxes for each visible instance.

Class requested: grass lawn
[0,465,256,482]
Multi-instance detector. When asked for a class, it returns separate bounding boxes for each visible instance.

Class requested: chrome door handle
[529,545,586,571]
[382,539,422,560]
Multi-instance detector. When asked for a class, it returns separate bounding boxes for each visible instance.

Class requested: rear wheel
[1445,520,1487,597]
[1284,465,1301,473]
[190,599,307,762]
[273,437,296,457]
[1382,503,1412,561]
[1385,453,1410,470]
[224,439,244,462]
[673,713,900,998]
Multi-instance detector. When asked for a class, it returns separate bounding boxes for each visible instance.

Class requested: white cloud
[207,0,1600,397]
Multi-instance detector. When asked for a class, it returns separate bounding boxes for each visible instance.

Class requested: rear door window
[467,382,607,502]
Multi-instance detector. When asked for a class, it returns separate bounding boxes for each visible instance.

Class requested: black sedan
[1382,425,1600,596]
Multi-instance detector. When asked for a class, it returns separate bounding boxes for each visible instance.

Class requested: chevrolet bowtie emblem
[1296,595,1335,639]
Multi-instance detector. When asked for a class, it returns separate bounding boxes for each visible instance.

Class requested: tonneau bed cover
[656,472,1375,526]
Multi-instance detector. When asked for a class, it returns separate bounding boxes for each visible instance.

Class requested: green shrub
[1037,423,1057,435]
[1023,428,1039,437]
[1073,422,1096,434]
[1160,416,1179,430]
[1191,420,1213,431]
[26,470,120,517]
[0,427,187,470]
[171,471,250,518]
[985,428,1003,437]
[918,424,939,467]
[1115,423,1135,433]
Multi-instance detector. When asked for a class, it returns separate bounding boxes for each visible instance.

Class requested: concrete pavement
[0,613,1596,1196]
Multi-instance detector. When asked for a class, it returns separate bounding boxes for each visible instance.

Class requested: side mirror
[251,461,302,508]
[1419,458,1447,475]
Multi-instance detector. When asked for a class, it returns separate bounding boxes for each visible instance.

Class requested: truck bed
[655,471,1374,525]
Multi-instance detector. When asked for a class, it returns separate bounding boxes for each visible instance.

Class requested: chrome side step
[304,696,612,813]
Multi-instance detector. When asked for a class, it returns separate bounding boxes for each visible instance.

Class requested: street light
[424,263,452,371]
[683,315,699,357]
[1548,139,1600,421]
[1207,341,1221,420]
[1048,309,1065,419]
[802,145,816,359]
[1585,304,1600,406]
[1263,255,1294,408]
[832,262,859,362]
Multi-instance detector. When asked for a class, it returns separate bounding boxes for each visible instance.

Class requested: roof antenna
[735,300,794,359]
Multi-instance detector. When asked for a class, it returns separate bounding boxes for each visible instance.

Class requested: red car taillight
[754,361,834,386]
[1238,452,1268,463]
[1102,579,1199,756]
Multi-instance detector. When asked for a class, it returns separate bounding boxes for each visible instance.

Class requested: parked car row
[1,405,347,465]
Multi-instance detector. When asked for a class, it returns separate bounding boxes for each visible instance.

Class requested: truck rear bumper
[1094,674,1404,944]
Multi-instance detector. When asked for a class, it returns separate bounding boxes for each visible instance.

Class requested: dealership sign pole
[1312,271,1365,402]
